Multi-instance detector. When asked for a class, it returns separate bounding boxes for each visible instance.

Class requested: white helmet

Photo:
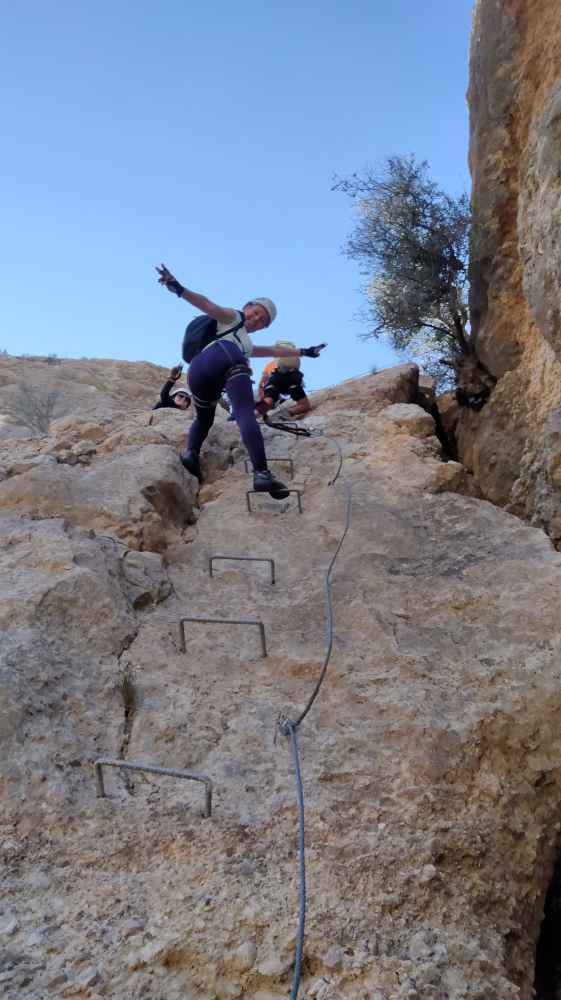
[250,297,277,324]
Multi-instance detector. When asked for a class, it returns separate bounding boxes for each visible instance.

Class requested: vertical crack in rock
[116,666,137,795]
[535,850,561,999]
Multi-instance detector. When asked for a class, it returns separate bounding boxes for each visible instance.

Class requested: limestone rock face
[464,0,561,545]
[312,363,420,416]
[1,361,560,999]
[0,357,240,550]
[380,402,437,438]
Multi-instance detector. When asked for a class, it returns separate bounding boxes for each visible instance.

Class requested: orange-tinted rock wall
[463,0,561,543]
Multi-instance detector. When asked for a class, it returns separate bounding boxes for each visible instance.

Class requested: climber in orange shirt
[256,342,316,418]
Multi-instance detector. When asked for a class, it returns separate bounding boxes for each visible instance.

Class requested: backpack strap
[215,311,245,343]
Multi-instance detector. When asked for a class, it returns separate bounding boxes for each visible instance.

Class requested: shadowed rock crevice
[417,390,458,460]
[141,480,196,529]
[117,669,138,795]
[535,851,561,1000]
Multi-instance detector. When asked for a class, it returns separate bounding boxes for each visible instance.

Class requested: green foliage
[334,155,472,387]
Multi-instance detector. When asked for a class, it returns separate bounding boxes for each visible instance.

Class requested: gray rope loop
[279,716,297,737]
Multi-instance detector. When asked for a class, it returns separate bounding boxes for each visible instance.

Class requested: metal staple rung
[244,457,294,479]
[209,555,275,585]
[178,616,268,658]
[246,489,303,514]
[94,758,212,818]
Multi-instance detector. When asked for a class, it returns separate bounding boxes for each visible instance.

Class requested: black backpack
[182,312,245,363]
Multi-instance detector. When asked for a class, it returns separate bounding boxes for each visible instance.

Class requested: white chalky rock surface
[0,362,560,999]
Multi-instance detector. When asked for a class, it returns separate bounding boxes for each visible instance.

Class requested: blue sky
[1,0,473,391]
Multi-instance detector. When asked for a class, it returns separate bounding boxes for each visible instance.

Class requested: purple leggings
[187,341,267,472]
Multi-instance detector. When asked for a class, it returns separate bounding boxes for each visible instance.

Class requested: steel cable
[280,432,352,998]
[285,721,306,1000]
[292,434,349,727]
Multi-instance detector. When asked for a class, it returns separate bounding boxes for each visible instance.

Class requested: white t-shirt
[209,311,252,358]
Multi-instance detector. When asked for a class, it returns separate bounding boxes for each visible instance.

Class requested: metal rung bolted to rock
[178,616,268,657]
[246,489,303,514]
[209,555,276,585]
[94,758,213,818]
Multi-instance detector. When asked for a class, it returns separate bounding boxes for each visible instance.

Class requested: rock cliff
[463,0,561,546]
[1,357,561,999]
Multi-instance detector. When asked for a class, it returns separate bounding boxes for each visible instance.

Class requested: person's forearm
[251,345,302,358]
[179,287,214,312]
[157,265,235,323]
[180,287,237,325]
[160,378,175,404]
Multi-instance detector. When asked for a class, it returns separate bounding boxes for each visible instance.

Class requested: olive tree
[334,155,494,404]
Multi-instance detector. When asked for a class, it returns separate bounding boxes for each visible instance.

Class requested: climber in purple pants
[186,339,267,471]
[156,263,326,499]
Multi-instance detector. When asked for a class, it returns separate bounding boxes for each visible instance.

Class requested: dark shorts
[188,341,250,406]
[263,369,306,404]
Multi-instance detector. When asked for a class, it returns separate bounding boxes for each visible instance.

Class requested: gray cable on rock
[281,432,352,999]
[291,435,350,728]
[283,720,306,1000]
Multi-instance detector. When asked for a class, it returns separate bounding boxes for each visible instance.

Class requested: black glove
[170,364,183,381]
[156,264,185,298]
[300,343,327,358]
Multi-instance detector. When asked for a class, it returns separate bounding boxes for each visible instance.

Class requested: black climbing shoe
[180,450,202,482]
[253,469,290,500]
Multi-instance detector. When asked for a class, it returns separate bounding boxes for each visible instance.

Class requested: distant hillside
[0,354,174,439]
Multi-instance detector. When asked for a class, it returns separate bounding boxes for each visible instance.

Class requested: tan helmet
[275,341,300,371]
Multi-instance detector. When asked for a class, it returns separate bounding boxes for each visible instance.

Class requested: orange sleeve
[258,361,277,397]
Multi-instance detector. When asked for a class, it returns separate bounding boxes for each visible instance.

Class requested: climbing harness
[224,361,253,383]
[190,392,221,408]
